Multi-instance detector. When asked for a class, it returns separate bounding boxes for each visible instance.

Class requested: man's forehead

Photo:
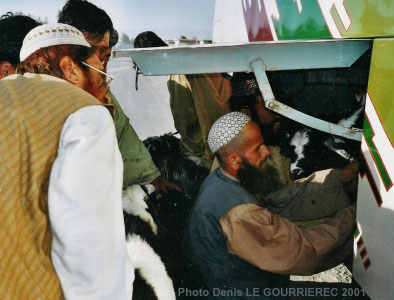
[84,31,110,47]
[243,122,263,142]
[93,31,110,47]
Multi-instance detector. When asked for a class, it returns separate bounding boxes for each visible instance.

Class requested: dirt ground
[289,264,371,299]
[291,264,352,284]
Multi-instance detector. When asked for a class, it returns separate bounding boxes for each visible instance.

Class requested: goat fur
[122,185,175,300]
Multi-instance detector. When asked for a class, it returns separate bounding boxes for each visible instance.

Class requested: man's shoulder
[107,90,133,129]
[195,169,258,215]
[1,73,99,108]
[22,73,79,89]
[108,90,122,110]
[199,169,236,193]
[3,73,65,87]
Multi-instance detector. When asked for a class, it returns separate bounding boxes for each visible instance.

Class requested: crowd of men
[0,1,357,299]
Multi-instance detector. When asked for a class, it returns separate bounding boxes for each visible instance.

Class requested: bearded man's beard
[238,158,284,198]
[83,71,107,103]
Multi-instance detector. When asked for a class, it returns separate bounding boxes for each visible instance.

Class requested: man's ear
[59,56,84,87]
[0,62,15,79]
[226,153,242,171]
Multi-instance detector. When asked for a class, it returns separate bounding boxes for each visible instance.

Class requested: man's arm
[110,92,180,194]
[270,168,351,222]
[220,203,355,276]
[48,105,132,300]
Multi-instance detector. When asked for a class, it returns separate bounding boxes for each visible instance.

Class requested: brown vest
[0,73,101,300]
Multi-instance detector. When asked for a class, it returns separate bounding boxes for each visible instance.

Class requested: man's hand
[152,175,182,197]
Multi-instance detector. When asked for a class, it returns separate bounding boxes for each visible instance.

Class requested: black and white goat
[122,184,176,300]
[142,133,209,290]
[285,94,365,179]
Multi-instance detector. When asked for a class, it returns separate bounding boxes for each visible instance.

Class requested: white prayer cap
[20,23,91,62]
[208,112,251,153]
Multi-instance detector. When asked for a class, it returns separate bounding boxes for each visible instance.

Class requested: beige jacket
[220,203,355,275]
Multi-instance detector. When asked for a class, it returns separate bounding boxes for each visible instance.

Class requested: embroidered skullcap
[230,72,260,98]
[208,112,251,153]
[20,23,91,62]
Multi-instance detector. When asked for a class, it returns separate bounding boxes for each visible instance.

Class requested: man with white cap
[184,112,355,299]
[0,23,132,299]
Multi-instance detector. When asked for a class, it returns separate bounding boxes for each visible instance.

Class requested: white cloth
[48,105,134,300]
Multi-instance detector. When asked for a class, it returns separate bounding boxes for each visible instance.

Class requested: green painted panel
[367,39,394,145]
[363,116,393,189]
[354,228,360,238]
[270,0,394,39]
[274,0,331,40]
[338,0,394,38]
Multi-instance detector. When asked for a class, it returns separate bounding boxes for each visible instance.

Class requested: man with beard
[184,112,355,299]
[206,72,292,188]
[227,73,358,220]
[58,0,180,195]
[0,23,132,299]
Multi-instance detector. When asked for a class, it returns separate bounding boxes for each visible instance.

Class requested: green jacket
[110,91,160,189]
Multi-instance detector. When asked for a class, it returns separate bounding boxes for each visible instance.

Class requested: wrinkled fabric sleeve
[266,168,351,223]
[110,92,160,188]
[48,105,133,300]
[220,203,355,276]
[167,74,205,157]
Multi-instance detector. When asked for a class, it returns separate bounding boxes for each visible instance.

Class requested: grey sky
[1,0,215,40]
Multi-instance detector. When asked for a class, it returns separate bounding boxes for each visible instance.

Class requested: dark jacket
[184,169,288,300]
